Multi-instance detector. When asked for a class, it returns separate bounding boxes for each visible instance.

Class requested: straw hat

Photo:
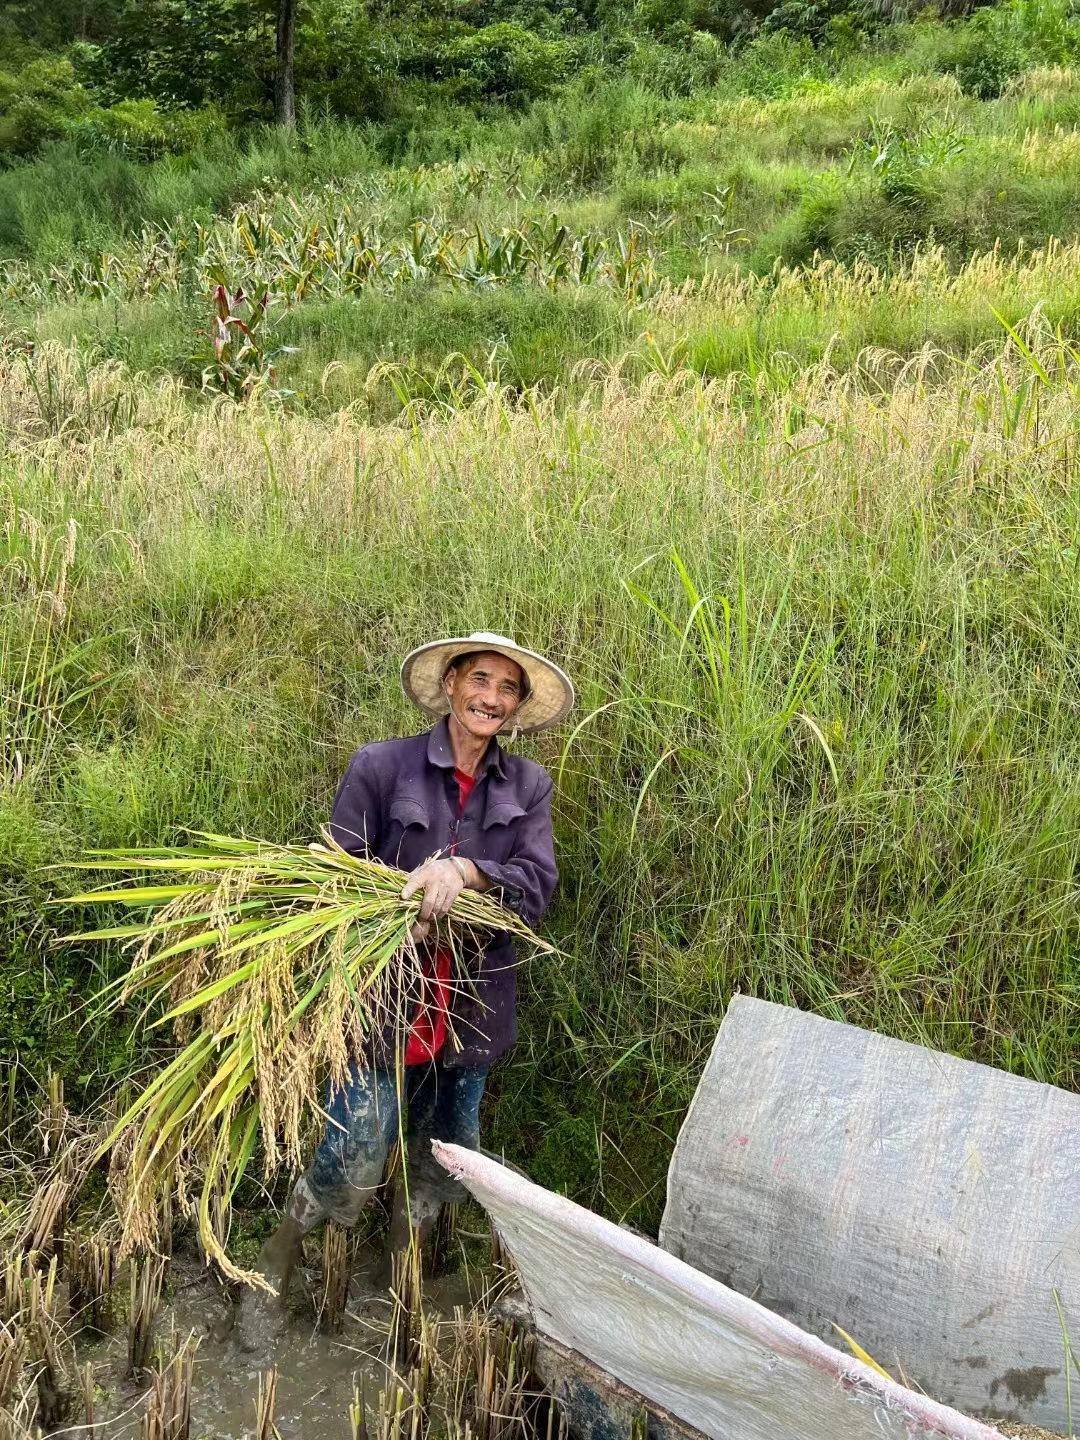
[400,632,575,735]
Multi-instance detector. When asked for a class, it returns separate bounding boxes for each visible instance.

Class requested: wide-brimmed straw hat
[400,631,575,735]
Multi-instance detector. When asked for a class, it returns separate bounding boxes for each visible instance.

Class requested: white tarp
[659,997,1080,1432]
[433,1141,1008,1440]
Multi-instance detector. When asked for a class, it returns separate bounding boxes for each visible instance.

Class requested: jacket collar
[426,717,506,779]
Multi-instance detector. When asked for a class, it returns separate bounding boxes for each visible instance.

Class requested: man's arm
[470,771,557,928]
[328,749,382,857]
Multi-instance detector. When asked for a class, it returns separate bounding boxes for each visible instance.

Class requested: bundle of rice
[60,833,551,1286]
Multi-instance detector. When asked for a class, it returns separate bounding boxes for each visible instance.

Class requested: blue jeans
[291,1061,488,1231]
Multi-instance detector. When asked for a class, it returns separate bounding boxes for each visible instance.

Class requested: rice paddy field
[3,28,1080,1253]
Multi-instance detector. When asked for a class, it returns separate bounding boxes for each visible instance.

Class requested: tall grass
[1,320,1078,1228]
[15,234,1080,417]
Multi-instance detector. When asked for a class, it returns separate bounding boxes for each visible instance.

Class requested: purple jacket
[329,718,558,1067]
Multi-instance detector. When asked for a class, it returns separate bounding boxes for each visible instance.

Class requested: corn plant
[846,113,968,203]
[1,186,667,315]
[199,286,297,402]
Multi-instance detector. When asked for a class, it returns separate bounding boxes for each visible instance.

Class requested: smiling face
[443,651,526,741]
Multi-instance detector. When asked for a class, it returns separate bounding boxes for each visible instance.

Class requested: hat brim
[400,636,575,735]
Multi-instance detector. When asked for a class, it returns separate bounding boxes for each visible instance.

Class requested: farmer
[251,631,573,1307]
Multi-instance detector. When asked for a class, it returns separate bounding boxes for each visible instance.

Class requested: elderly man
[252,631,574,1304]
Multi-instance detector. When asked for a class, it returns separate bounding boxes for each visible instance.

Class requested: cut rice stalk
[56,831,552,1288]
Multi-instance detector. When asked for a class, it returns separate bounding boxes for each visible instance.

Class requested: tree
[274,0,296,126]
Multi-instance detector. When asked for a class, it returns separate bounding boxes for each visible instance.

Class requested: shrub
[427,23,570,104]
[727,30,824,97]
[0,54,221,164]
[935,0,1080,98]
[86,0,275,121]
[628,31,729,96]
[761,0,880,47]
[946,11,1027,97]
[71,98,223,158]
[0,56,92,161]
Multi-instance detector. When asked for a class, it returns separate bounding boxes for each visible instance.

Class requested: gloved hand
[401,857,471,922]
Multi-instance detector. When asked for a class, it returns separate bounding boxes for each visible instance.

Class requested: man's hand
[402,858,471,922]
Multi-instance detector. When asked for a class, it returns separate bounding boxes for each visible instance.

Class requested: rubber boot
[380,1175,439,1286]
[235,1180,326,1354]
[260,1217,305,1297]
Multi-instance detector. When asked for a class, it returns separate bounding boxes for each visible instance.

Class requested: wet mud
[76,1240,475,1439]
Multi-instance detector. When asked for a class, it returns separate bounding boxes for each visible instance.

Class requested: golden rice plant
[59,832,551,1287]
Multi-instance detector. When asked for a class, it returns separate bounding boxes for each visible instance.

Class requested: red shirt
[404,769,477,1065]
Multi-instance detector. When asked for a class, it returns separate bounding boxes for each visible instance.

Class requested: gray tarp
[434,1141,1008,1440]
[659,996,1080,1432]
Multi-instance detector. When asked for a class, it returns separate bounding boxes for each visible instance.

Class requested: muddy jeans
[287,1060,488,1234]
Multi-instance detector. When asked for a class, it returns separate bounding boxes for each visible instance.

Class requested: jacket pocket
[482,802,527,830]
[389,795,430,830]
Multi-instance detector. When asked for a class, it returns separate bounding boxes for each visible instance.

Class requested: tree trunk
[274,0,298,128]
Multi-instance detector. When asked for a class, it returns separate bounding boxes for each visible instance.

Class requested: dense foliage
[3,0,1080,164]
[4,323,1080,1229]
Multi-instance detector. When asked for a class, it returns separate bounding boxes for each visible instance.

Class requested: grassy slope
[3,29,1080,1230]
[6,47,1080,408]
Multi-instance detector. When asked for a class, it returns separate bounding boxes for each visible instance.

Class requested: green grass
[23,287,629,410]
[9,56,1080,408]
[2,327,1079,1231]
[272,287,631,412]
[4,15,1080,1232]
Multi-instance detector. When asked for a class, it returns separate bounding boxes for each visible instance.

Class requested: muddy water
[78,1243,476,1439]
